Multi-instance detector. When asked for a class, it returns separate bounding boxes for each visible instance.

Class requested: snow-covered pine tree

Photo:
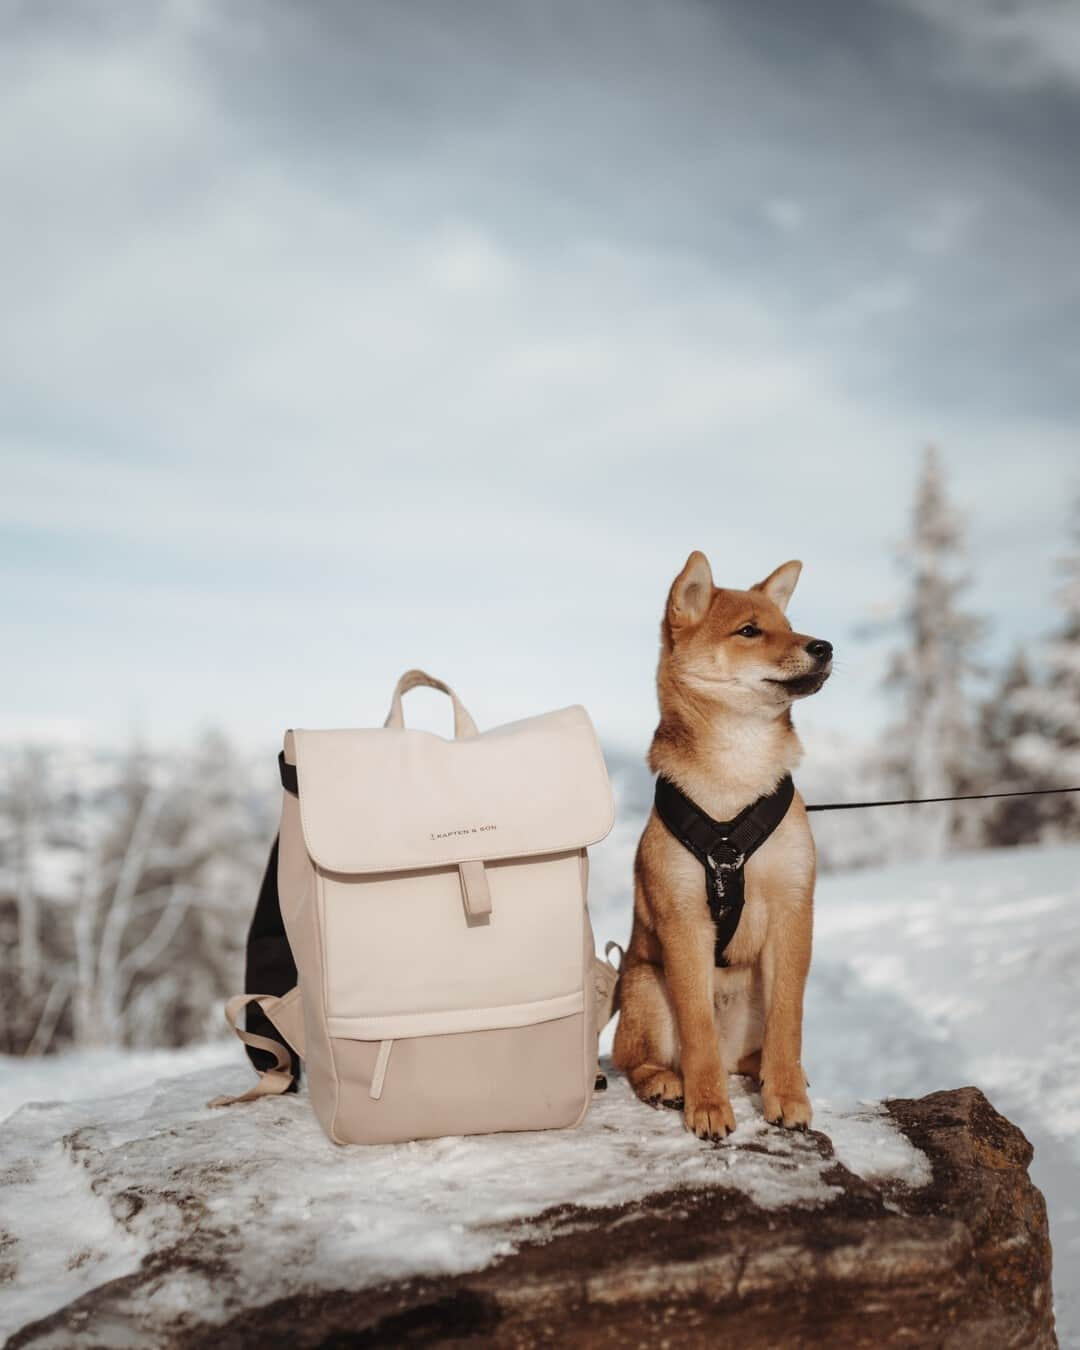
[977,649,1050,846]
[883,446,984,857]
[1008,492,1080,841]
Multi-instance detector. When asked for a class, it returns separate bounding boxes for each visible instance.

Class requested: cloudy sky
[3,0,1078,757]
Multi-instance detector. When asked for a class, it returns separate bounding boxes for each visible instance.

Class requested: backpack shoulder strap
[208,990,304,1107]
[243,833,301,1083]
[208,831,306,1108]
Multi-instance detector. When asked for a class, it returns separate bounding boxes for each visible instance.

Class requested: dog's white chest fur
[712,966,765,1065]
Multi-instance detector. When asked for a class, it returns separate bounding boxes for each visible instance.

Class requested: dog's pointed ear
[751,560,802,613]
[668,551,714,629]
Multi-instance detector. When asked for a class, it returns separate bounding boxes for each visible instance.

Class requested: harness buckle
[706,847,746,898]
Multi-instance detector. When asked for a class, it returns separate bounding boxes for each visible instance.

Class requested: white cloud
[906,198,980,257]
[763,198,807,233]
[893,0,1080,89]
[424,224,519,293]
[819,277,917,329]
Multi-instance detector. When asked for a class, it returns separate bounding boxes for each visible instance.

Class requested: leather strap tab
[593,942,623,1032]
[458,859,492,919]
[208,992,301,1108]
[265,984,305,1060]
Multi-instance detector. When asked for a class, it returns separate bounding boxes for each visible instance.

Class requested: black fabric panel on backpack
[243,833,300,1090]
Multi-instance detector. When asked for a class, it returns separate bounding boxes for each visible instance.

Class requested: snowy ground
[805,843,1080,1344]
[2,841,1078,1343]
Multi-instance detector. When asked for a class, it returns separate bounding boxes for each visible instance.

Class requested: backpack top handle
[383,669,479,740]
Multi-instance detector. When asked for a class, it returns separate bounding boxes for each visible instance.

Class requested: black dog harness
[654,774,796,968]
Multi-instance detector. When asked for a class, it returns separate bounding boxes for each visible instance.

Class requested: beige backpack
[211,670,617,1145]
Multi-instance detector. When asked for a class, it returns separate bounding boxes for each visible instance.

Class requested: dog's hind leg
[735,1049,762,1081]
[612,960,684,1109]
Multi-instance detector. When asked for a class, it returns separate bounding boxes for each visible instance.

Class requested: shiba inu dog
[612,552,832,1140]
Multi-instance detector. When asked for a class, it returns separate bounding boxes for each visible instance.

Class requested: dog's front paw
[635,1068,684,1110]
[762,1086,812,1131]
[684,1095,736,1141]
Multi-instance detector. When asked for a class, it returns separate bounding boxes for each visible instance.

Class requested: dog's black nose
[806,639,833,661]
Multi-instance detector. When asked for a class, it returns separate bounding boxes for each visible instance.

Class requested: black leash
[283,746,1078,812]
[806,785,1080,812]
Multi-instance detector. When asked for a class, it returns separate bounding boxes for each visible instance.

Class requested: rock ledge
[206,1087,1057,1348]
[5,1085,1055,1349]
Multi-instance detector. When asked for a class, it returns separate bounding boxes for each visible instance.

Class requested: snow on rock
[0,1042,236,1123]
[0,1055,927,1343]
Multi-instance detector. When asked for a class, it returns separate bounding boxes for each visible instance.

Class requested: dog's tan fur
[612,551,832,1140]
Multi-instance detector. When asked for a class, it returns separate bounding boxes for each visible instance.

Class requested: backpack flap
[288,704,613,875]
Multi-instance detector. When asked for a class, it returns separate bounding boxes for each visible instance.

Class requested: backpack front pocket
[327,1006,590,1145]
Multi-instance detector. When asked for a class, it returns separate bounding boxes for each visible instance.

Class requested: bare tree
[72,772,196,1048]
[1,730,272,1056]
[0,749,53,1053]
[10,750,47,996]
[69,735,265,1050]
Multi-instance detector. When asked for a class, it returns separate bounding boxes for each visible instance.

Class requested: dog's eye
[736,624,762,638]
